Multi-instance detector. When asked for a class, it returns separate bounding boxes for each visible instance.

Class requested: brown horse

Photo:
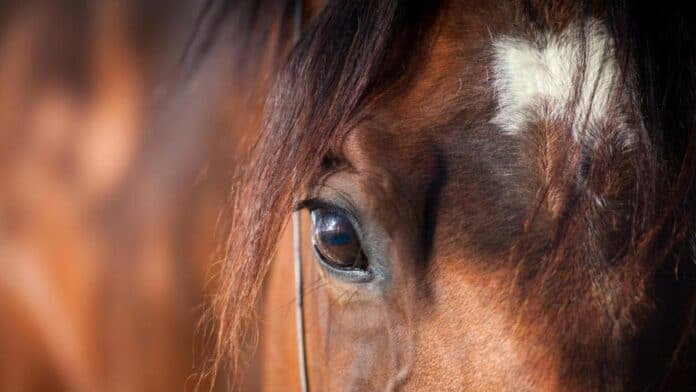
[198,0,696,390]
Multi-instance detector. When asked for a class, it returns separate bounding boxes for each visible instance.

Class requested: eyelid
[295,197,333,212]
[296,197,361,227]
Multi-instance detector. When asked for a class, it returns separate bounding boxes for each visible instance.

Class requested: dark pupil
[311,209,363,269]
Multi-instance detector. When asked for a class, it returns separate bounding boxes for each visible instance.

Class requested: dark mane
[179,0,301,386]
[212,0,444,377]
[212,0,696,386]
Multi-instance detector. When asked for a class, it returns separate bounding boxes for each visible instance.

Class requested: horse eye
[310,208,366,270]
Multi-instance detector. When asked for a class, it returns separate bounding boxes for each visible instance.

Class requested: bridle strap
[292,2,309,392]
[293,210,308,392]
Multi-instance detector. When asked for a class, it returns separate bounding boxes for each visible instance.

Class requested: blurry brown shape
[0,1,239,390]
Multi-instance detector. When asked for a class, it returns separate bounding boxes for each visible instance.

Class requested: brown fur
[216,0,696,390]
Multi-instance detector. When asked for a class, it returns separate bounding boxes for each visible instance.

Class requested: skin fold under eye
[310,208,367,271]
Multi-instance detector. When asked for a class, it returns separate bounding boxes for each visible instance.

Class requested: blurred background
[0,0,261,390]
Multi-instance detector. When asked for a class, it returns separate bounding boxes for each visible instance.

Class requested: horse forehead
[341,18,626,173]
[490,19,622,141]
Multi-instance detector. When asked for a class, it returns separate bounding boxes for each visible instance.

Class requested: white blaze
[491,20,620,141]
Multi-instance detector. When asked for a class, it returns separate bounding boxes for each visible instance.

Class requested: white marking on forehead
[491,20,620,141]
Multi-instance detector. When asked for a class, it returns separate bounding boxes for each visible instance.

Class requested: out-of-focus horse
[0,1,285,390]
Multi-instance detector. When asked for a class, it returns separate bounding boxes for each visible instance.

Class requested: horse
[0,1,252,390]
[193,0,696,390]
